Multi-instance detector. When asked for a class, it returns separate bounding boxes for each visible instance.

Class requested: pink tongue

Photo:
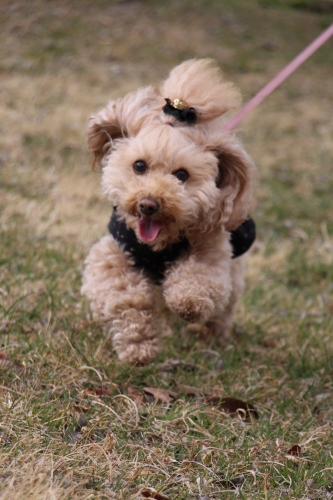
[138,217,164,242]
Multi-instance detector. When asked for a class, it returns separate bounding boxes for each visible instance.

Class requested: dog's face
[101,124,222,248]
[87,60,256,249]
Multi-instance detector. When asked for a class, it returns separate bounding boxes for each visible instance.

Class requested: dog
[81,59,256,365]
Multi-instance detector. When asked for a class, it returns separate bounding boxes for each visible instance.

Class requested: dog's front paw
[116,340,159,366]
[165,291,214,323]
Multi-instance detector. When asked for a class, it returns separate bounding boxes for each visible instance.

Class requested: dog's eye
[133,160,148,174]
[173,169,189,183]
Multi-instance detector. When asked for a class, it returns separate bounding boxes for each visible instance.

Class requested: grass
[1,0,333,498]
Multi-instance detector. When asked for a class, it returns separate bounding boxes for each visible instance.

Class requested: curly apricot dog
[82,59,256,365]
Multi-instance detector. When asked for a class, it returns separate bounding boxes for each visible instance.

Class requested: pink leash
[222,23,333,132]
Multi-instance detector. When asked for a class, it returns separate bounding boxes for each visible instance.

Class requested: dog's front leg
[163,235,232,324]
[82,235,160,364]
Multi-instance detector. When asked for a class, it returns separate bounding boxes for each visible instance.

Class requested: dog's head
[88,59,256,249]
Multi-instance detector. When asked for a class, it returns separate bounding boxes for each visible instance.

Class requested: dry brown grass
[1,0,333,498]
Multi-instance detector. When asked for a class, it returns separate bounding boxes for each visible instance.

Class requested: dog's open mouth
[137,216,164,242]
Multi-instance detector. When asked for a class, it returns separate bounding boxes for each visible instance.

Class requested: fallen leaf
[83,386,114,397]
[127,385,148,406]
[214,474,245,489]
[64,430,82,444]
[21,325,33,334]
[213,474,245,489]
[280,490,290,498]
[75,413,88,430]
[92,430,106,442]
[312,405,320,415]
[287,444,302,457]
[206,396,259,420]
[177,384,201,397]
[0,351,24,373]
[259,340,277,348]
[286,444,302,467]
[143,387,178,404]
[137,486,171,500]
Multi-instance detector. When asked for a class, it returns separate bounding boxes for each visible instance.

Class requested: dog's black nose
[139,198,160,217]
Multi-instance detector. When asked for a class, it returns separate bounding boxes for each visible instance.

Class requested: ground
[1,0,333,498]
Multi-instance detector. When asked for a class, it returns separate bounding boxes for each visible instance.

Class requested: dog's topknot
[160,59,241,123]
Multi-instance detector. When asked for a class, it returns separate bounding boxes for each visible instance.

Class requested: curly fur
[82,59,256,365]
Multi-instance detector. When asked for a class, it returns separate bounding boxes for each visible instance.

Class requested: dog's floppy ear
[212,136,256,231]
[87,86,157,168]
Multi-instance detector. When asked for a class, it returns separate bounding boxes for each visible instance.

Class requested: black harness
[230,217,256,259]
[108,210,256,284]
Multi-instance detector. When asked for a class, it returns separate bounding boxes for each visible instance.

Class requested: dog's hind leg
[82,235,160,365]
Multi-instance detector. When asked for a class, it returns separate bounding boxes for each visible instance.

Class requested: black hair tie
[163,98,197,125]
